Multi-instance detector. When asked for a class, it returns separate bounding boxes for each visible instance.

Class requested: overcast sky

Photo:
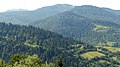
[0,0,120,12]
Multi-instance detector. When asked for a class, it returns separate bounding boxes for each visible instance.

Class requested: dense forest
[1,4,120,46]
[0,4,120,67]
[0,23,120,67]
[33,11,120,46]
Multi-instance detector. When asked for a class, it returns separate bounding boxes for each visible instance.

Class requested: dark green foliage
[1,4,120,66]
[0,23,120,66]
[0,22,81,66]
[1,4,120,46]
[56,57,65,67]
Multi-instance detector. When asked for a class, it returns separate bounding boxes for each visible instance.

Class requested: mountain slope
[0,23,120,67]
[104,8,120,15]
[0,4,120,25]
[0,4,74,25]
[33,11,120,46]
[0,22,83,66]
[71,5,120,25]
[33,11,94,38]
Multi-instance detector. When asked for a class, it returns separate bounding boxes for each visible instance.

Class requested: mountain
[1,4,120,46]
[0,11,31,24]
[0,4,120,25]
[1,4,120,67]
[0,22,82,66]
[32,4,74,18]
[6,9,28,12]
[71,5,120,25]
[104,8,120,15]
[0,4,74,25]
[0,22,120,67]
[33,10,120,46]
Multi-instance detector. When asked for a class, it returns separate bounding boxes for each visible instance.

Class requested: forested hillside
[0,23,120,67]
[1,4,120,46]
[1,4,120,67]
[71,5,120,25]
[33,11,120,46]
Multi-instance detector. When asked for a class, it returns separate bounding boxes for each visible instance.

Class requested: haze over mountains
[0,4,74,24]
[1,4,120,24]
[0,4,120,46]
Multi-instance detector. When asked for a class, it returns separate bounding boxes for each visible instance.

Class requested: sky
[0,0,120,12]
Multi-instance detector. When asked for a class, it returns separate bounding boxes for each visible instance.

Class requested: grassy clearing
[103,46,120,52]
[93,24,110,32]
[99,60,110,64]
[81,51,105,60]
[96,45,120,53]
[24,41,39,48]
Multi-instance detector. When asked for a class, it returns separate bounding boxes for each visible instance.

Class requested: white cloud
[0,0,120,12]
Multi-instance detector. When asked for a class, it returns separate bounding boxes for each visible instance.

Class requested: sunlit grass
[81,51,105,60]
[24,41,39,48]
[103,46,120,52]
[93,24,110,32]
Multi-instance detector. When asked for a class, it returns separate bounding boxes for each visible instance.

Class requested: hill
[0,22,86,67]
[33,11,120,46]
[0,4,74,25]
[0,23,120,66]
[71,5,120,25]
[1,4,120,46]
[1,4,120,25]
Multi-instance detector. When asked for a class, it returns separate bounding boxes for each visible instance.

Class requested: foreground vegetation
[0,54,57,67]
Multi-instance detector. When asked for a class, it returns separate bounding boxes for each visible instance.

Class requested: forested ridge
[1,4,120,46]
[34,11,120,46]
[0,23,120,67]
[1,4,120,67]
